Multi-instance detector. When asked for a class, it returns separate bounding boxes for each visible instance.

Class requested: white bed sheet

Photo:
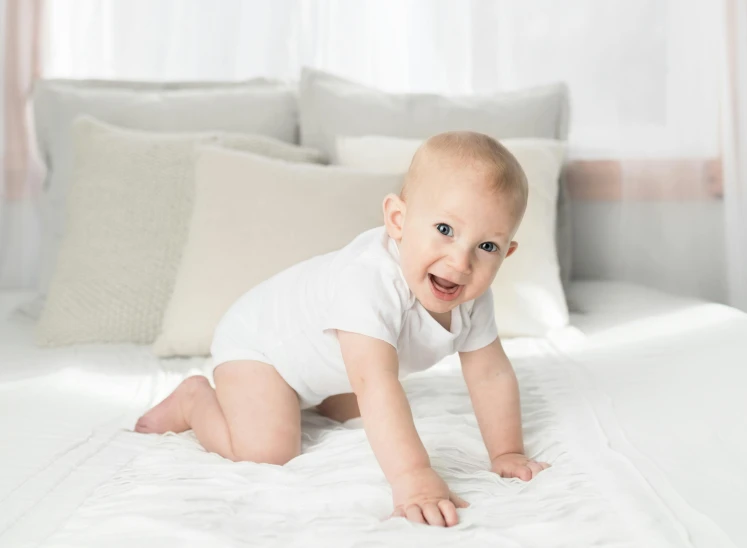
[0,283,744,548]
[564,282,747,548]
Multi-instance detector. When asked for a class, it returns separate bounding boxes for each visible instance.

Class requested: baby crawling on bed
[135,130,549,527]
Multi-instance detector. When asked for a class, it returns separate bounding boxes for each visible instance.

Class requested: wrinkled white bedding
[0,283,745,548]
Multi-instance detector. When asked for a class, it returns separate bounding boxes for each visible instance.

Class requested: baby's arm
[337,330,468,527]
[460,337,550,480]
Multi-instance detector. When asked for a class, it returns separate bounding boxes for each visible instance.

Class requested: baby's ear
[505,241,519,258]
[383,193,406,241]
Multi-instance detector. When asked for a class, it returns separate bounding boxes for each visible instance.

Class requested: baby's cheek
[490,259,504,278]
[475,268,498,293]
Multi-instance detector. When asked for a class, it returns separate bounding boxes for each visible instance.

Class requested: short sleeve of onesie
[322,264,409,350]
[458,289,499,353]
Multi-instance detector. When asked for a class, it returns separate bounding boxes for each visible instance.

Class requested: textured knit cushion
[336,135,569,337]
[153,146,402,357]
[31,78,299,306]
[36,117,323,346]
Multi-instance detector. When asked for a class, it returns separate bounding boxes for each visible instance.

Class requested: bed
[1,281,745,548]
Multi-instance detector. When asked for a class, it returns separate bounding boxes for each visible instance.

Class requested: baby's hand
[390,467,469,527]
[491,453,550,481]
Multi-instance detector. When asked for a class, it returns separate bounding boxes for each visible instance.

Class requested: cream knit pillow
[153,146,402,357]
[36,117,323,346]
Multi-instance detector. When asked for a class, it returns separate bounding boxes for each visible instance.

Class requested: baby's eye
[480,242,499,253]
[435,223,454,237]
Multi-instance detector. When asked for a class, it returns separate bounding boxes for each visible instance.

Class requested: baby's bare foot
[135,376,210,434]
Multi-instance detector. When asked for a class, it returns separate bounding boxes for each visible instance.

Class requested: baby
[136,130,549,527]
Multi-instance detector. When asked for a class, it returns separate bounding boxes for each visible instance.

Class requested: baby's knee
[182,375,211,395]
[228,443,298,465]
[227,424,300,465]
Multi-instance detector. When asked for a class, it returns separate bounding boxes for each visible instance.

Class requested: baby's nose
[448,248,472,276]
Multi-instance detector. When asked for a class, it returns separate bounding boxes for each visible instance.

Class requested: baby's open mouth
[428,274,463,301]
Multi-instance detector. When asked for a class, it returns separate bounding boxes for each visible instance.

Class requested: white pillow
[31,78,300,307]
[336,135,569,337]
[36,117,323,346]
[153,146,403,357]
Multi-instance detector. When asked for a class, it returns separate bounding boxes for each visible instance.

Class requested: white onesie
[211,226,498,408]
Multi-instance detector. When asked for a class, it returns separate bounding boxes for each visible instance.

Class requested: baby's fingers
[527,461,546,479]
[510,465,533,481]
[405,505,426,524]
[391,507,406,519]
[422,502,446,527]
[395,500,463,527]
[438,500,459,527]
[449,492,470,509]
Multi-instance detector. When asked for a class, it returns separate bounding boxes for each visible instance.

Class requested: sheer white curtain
[723,0,747,311]
[42,0,481,93]
[0,0,43,290]
[30,0,746,308]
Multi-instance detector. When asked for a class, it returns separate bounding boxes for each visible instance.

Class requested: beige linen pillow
[36,117,323,346]
[153,146,402,357]
[335,135,569,337]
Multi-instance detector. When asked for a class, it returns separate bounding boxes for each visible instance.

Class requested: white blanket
[0,283,744,547]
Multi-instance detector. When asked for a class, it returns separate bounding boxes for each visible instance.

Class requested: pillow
[153,146,402,357]
[31,78,300,307]
[298,67,574,295]
[335,135,569,337]
[35,117,323,346]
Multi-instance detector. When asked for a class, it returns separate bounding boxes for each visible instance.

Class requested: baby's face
[394,164,520,315]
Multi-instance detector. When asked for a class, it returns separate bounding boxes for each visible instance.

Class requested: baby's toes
[134,416,152,433]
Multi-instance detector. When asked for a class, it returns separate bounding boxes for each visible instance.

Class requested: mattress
[0,282,745,548]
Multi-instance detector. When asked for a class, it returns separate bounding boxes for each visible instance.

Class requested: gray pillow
[298,68,574,290]
[31,78,300,306]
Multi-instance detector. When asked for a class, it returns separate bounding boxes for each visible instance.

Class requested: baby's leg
[317,392,361,422]
[135,361,301,464]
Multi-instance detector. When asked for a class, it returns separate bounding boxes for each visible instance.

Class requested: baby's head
[383,131,528,314]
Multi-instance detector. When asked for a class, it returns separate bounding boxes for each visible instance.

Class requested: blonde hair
[402,131,528,219]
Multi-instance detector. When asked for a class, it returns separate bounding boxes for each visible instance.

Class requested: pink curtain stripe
[3,0,42,201]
